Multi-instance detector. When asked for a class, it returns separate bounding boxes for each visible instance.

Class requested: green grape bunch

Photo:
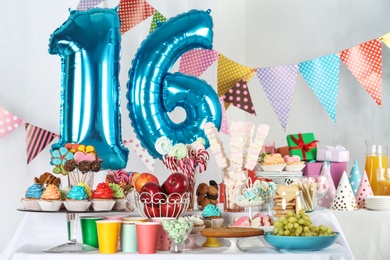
[272,209,334,237]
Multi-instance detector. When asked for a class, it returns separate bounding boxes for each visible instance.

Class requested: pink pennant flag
[0,107,23,139]
[318,162,337,208]
[179,49,219,77]
[25,123,57,164]
[125,138,155,171]
[338,39,382,106]
[256,65,298,131]
[76,0,102,10]
[223,79,256,115]
[355,170,373,208]
[219,97,229,135]
[118,0,155,34]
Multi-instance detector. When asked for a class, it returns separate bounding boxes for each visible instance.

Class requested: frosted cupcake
[201,204,224,228]
[21,183,43,210]
[92,182,115,211]
[183,215,205,234]
[39,184,63,211]
[109,183,126,210]
[63,185,91,211]
[260,153,286,171]
[283,155,305,171]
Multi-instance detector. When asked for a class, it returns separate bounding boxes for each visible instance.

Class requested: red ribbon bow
[289,133,318,160]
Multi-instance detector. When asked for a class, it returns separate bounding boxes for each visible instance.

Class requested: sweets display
[283,155,305,171]
[259,153,286,171]
[231,213,273,227]
[182,215,205,233]
[92,182,115,211]
[201,204,224,228]
[64,184,91,211]
[38,184,63,211]
[21,183,44,210]
[273,184,303,218]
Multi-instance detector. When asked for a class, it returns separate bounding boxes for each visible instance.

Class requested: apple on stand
[143,203,161,218]
[134,172,159,193]
[139,182,165,203]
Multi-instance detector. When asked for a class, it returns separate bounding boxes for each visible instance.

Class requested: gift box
[302,161,347,187]
[316,144,350,162]
[276,146,290,157]
[286,133,318,161]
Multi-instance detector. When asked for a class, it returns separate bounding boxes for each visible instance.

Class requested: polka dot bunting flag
[217,54,255,109]
[179,49,219,77]
[76,0,102,10]
[299,54,340,122]
[256,64,298,131]
[355,170,373,209]
[223,79,256,115]
[348,160,362,196]
[338,39,382,106]
[118,0,155,34]
[219,97,229,135]
[0,107,22,139]
[125,138,155,171]
[330,171,358,211]
[379,32,390,49]
[149,10,167,33]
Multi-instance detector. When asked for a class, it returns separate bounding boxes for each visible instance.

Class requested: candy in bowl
[161,218,193,253]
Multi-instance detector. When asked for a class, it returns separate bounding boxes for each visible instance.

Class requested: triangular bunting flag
[76,0,102,10]
[379,32,390,49]
[125,138,155,171]
[223,79,256,115]
[149,10,167,33]
[217,54,255,109]
[118,0,155,34]
[256,64,298,131]
[25,123,57,164]
[219,97,229,135]
[299,54,340,122]
[179,49,219,77]
[338,39,382,106]
[0,107,23,139]
[355,170,373,208]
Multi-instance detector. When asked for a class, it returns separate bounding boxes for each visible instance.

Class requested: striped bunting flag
[25,123,57,164]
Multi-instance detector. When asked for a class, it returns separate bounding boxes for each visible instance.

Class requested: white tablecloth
[2,208,353,260]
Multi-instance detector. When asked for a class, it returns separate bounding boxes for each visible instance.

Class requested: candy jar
[161,218,193,253]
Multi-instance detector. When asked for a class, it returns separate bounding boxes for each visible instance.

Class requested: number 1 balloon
[48,8,129,170]
[127,9,222,159]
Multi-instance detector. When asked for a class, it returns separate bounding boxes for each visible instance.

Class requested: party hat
[330,171,358,211]
[348,160,362,196]
[318,162,336,208]
[355,170,373,208]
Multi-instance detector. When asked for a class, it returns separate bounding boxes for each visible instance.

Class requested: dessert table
[2,207,353,260]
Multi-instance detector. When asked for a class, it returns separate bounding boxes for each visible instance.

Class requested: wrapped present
[303,161,347,187]
[316,144,349,162]
[276,146,290,157]
[287,133,318,161]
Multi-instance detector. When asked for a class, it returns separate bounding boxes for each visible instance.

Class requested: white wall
[1,0,390,253]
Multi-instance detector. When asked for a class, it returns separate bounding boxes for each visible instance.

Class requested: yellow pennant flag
[217,54,255,109]
[379,32,390,49]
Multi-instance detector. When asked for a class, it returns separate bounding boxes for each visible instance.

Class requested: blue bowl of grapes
[264,231,339,251]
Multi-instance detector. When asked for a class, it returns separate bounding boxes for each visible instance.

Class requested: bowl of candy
[134,191,190,218]
[161,218,193,253]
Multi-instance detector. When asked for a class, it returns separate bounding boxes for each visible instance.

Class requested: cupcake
[183,215,205,234]
[201,204,224,228]
[21,183,44,210]
[260,153,286,171]
[38,184,63,211]
[63,185,91,211]
[283,155,305,171]
[109,183,127,210]
[92,182,115,211]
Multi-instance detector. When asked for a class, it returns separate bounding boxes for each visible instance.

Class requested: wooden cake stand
[200,227,264,253]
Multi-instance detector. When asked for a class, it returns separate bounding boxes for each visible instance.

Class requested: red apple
[167,193,182,203]
[161,202,181,217]
[143,204,161,218]
[134,172,159,193]
[162,173,189,194]
[139,182,164,203]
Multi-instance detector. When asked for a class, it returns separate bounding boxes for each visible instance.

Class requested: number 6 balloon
[48,8,129,170]
[127,9,222,159]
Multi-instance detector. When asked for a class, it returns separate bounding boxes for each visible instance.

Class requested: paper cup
[80,216,103,248]
[120,221,138,252]
[135,222,160,254]
[96,220,121,254]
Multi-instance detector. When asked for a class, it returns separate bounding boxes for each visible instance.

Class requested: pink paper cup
[150,217,174,251]
[135,222,160,254]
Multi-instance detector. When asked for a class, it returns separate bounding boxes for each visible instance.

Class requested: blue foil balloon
[48,8,129,170]
[127,9,222,159]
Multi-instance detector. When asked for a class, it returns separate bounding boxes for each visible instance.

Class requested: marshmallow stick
[244,123,270,170]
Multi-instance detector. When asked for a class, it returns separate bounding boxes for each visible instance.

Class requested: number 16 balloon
[127,9,222,159]
[48,8,129,170]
